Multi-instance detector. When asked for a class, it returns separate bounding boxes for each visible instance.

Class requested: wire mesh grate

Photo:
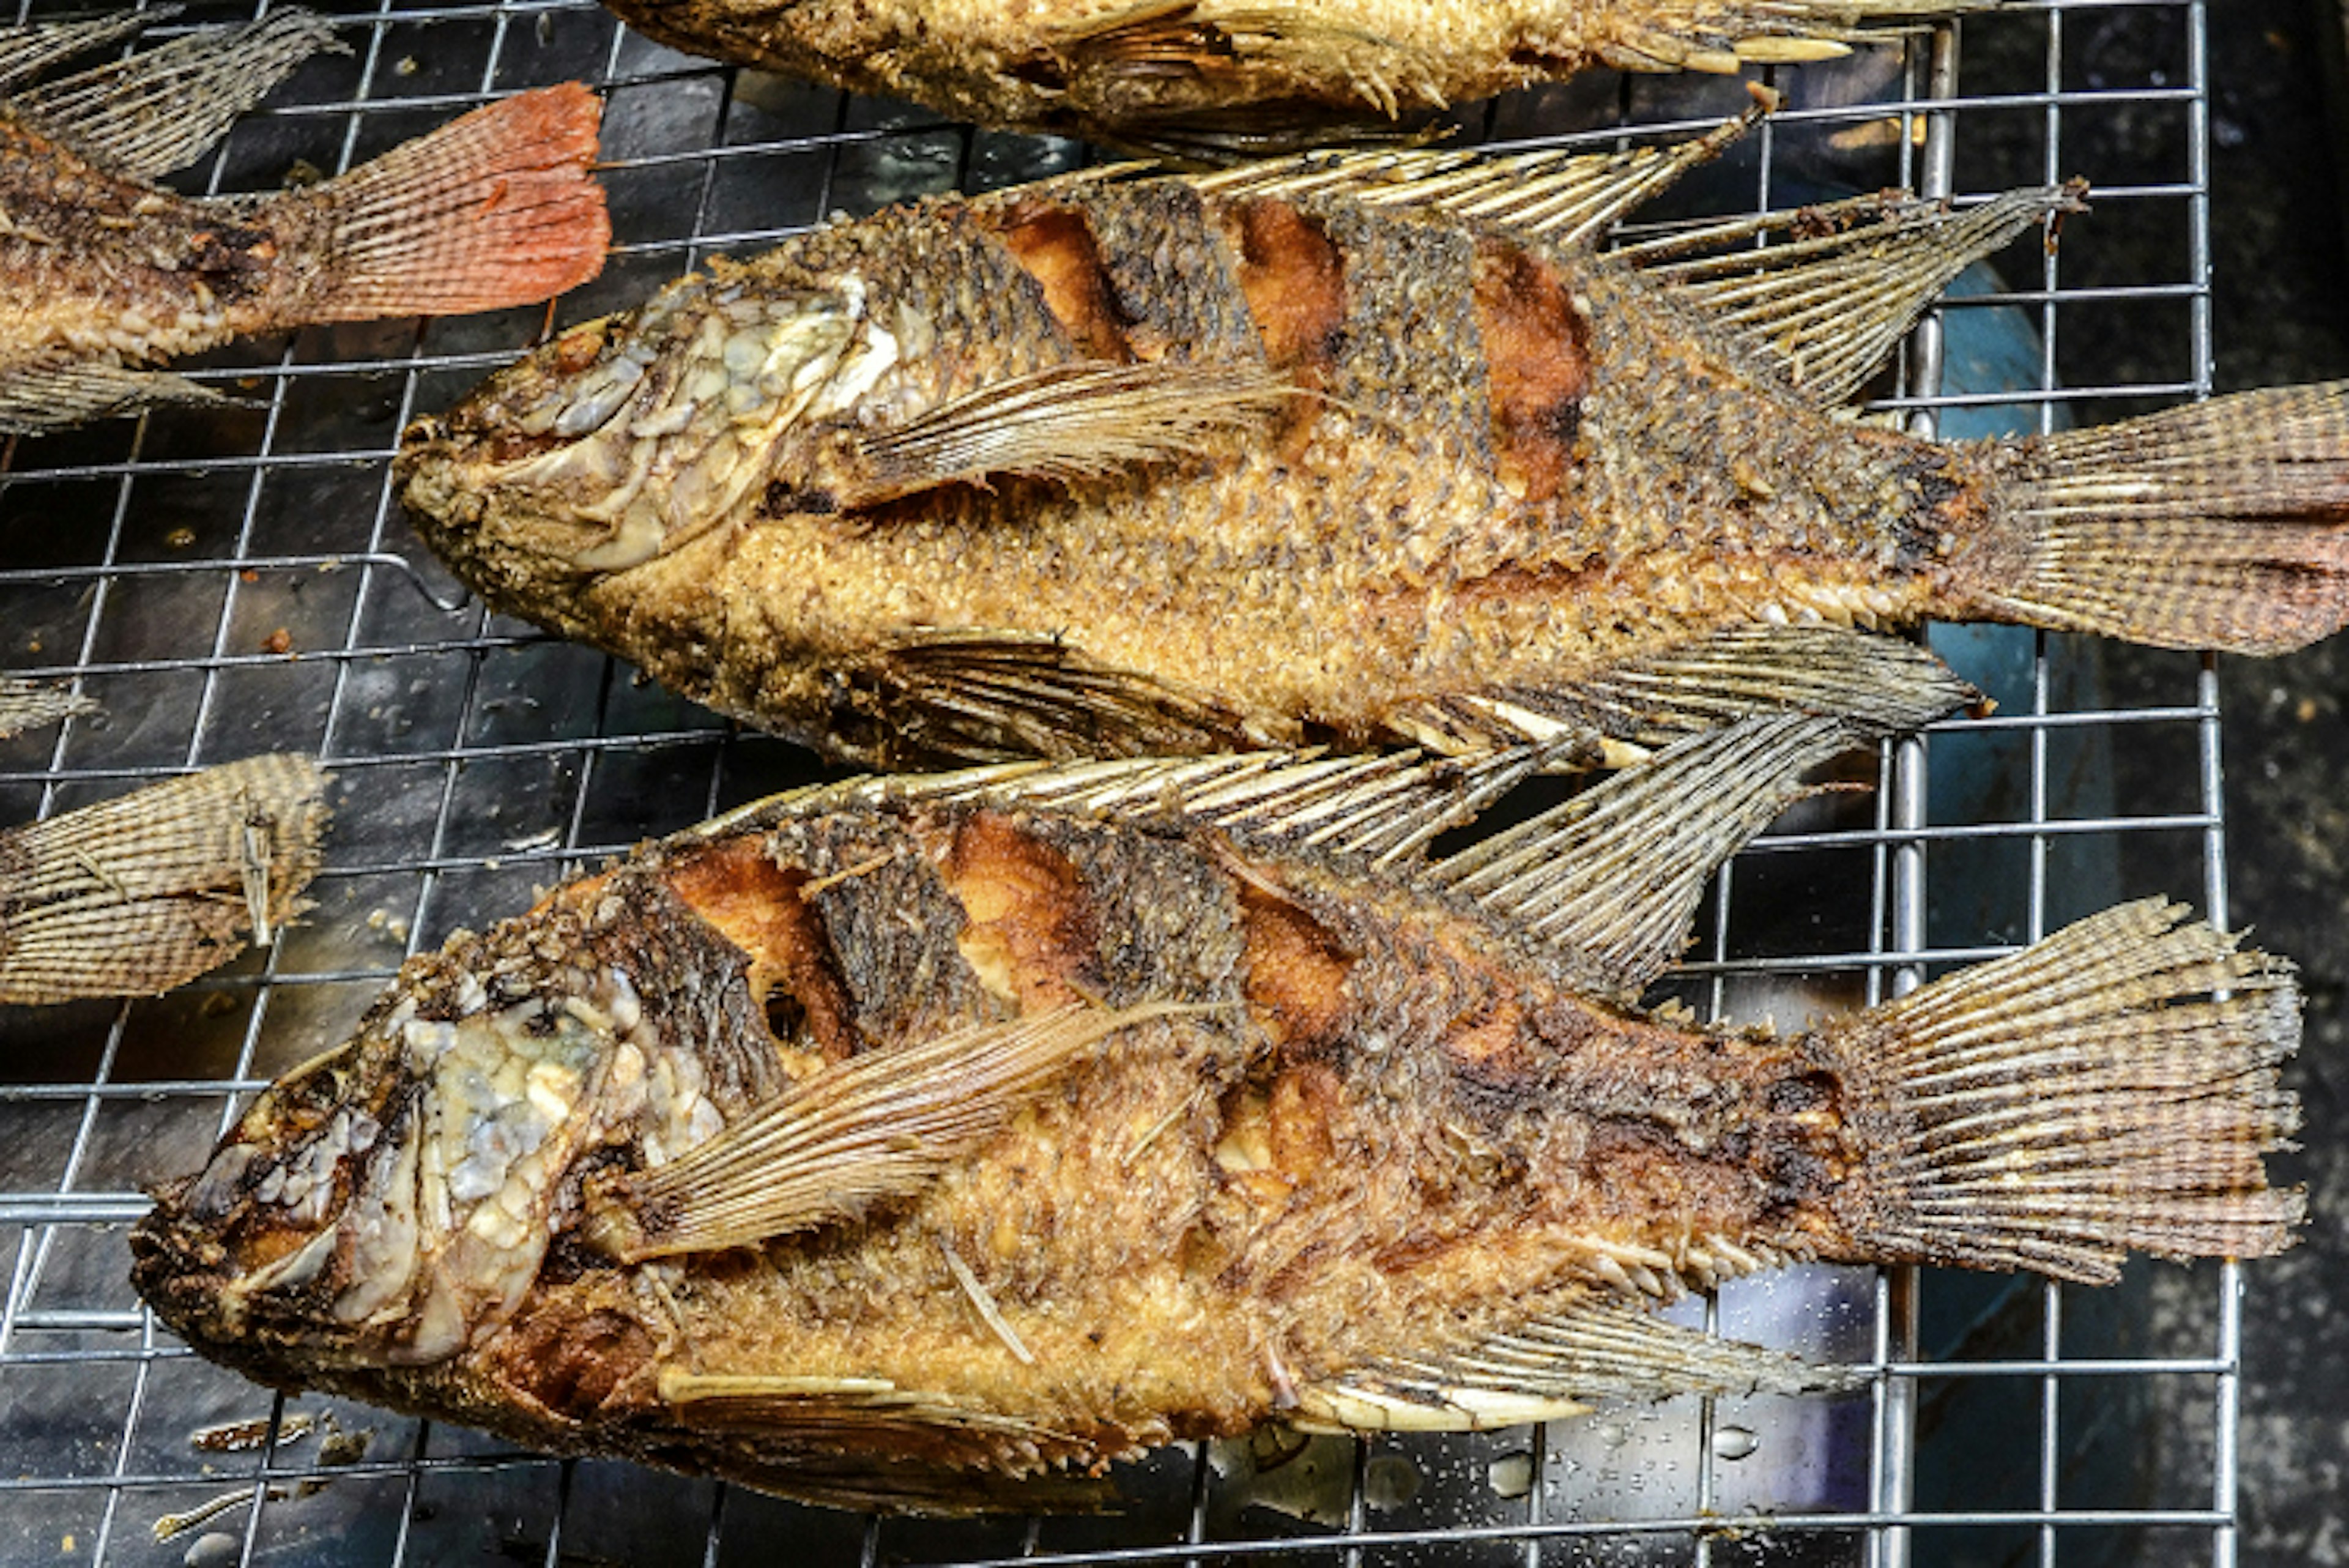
[0,2,2244,1564]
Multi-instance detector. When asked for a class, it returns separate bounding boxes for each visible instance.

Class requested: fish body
[132,718,2301,1511]
[597,0,1970,150]
[398,128,2349,769]
[0,13,609,433]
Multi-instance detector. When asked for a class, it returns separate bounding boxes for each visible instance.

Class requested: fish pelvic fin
[1828,899,2304,1285]
[1949,382,2349,655]
[1298,1293,1851,1435]
[272,84,609,325]
[6,10,343,182]
[0,754,329,1005]
[0,675,96,741]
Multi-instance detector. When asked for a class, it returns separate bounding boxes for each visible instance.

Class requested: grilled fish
[131,714,2301,1512]
[597,0,1972,152]
[1,754,328,1005]
[0,11,609,434]
[398,118,2349,770]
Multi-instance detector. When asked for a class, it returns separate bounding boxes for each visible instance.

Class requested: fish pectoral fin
[1623,184,2087,406]
[0,13,151,96]
[10,10,344,182]
[0,755,330,1006]
[1190,92,1764,248]
[836,359,1291,507]
[1418,708,1904,1000]
[0,361,245,437]
[582,1001,1182,1261]
[845,631,1255,767]
[1296,1296,1852,1435]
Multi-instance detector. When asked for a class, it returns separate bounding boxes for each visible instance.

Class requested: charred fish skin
[132,720,2303,1512]
[399,128,2349,770]
[592,0,1973,151]
[0,13,610,433]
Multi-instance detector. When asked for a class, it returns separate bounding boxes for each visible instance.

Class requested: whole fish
[131,714,2301,1512]
[1,754,328,1005]
[0,11,609,434]
[397,117,2349,771]
[596,0,1974,152]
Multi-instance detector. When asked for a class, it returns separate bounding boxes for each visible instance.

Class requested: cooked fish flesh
[597,0,1974,152]
[398,117,2349,770]
[1,754,329,1005]
[132,715,2301,1512]
[0,10,609,433]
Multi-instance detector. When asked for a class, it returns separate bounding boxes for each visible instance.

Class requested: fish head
[131,891,743,1376]
[396,259,926,596]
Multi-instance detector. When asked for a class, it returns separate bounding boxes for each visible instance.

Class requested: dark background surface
[2107,4,2349,1561]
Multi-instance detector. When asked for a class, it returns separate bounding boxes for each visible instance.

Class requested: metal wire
[0,2,2238,1564]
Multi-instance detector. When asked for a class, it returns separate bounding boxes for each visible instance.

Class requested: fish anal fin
[0,360,240,437]
[584,1001,1179,1261]
[1299,1295,1848,1435]
[836,359,1291,507]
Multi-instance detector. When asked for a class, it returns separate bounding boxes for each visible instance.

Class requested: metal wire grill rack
[0,2,2247,1564]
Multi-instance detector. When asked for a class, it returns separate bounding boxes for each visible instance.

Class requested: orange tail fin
[292,83,609,321]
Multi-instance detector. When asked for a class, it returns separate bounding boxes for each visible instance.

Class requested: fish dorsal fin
[0,12,155,97]
[0,754,329,1005]
[1392,623,1976,759]
[836,359,1294,507]
[1297,1295,1850,1434]
[12,9,344,182]
[1188,92,1765,248]
[1623,184,2085,406]
[581,1001,1178,1261]
[0,675,96,740]
[1422,711,1880,1001]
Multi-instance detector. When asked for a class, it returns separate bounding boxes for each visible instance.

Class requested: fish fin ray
[1957,382,2349,653]
[276,84,609,322]
[1301,1295,1846,1433]
[1431,623,1979,751]
[0,360,241,436]
[0,13,157,98]
[12,10,344,182]
[585,1002,1178,1260]
[1053,1,1444,122]
[842,359,1291,505]
[1189,98,1761,247]
[1833,899,2304,1284]
[0,755,328,1005]
[846,630,1258,765]
[1421,712,1883,998]
[0,676,97,741]
[1625,185,2085,404]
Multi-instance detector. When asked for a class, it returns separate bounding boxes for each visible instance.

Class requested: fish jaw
[399,258,923,603]
[131,904,720,1379]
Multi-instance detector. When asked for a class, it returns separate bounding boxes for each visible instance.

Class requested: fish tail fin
[288,84,609,322]
[1825,899,2303,1285]
[1954,382,2349,654]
